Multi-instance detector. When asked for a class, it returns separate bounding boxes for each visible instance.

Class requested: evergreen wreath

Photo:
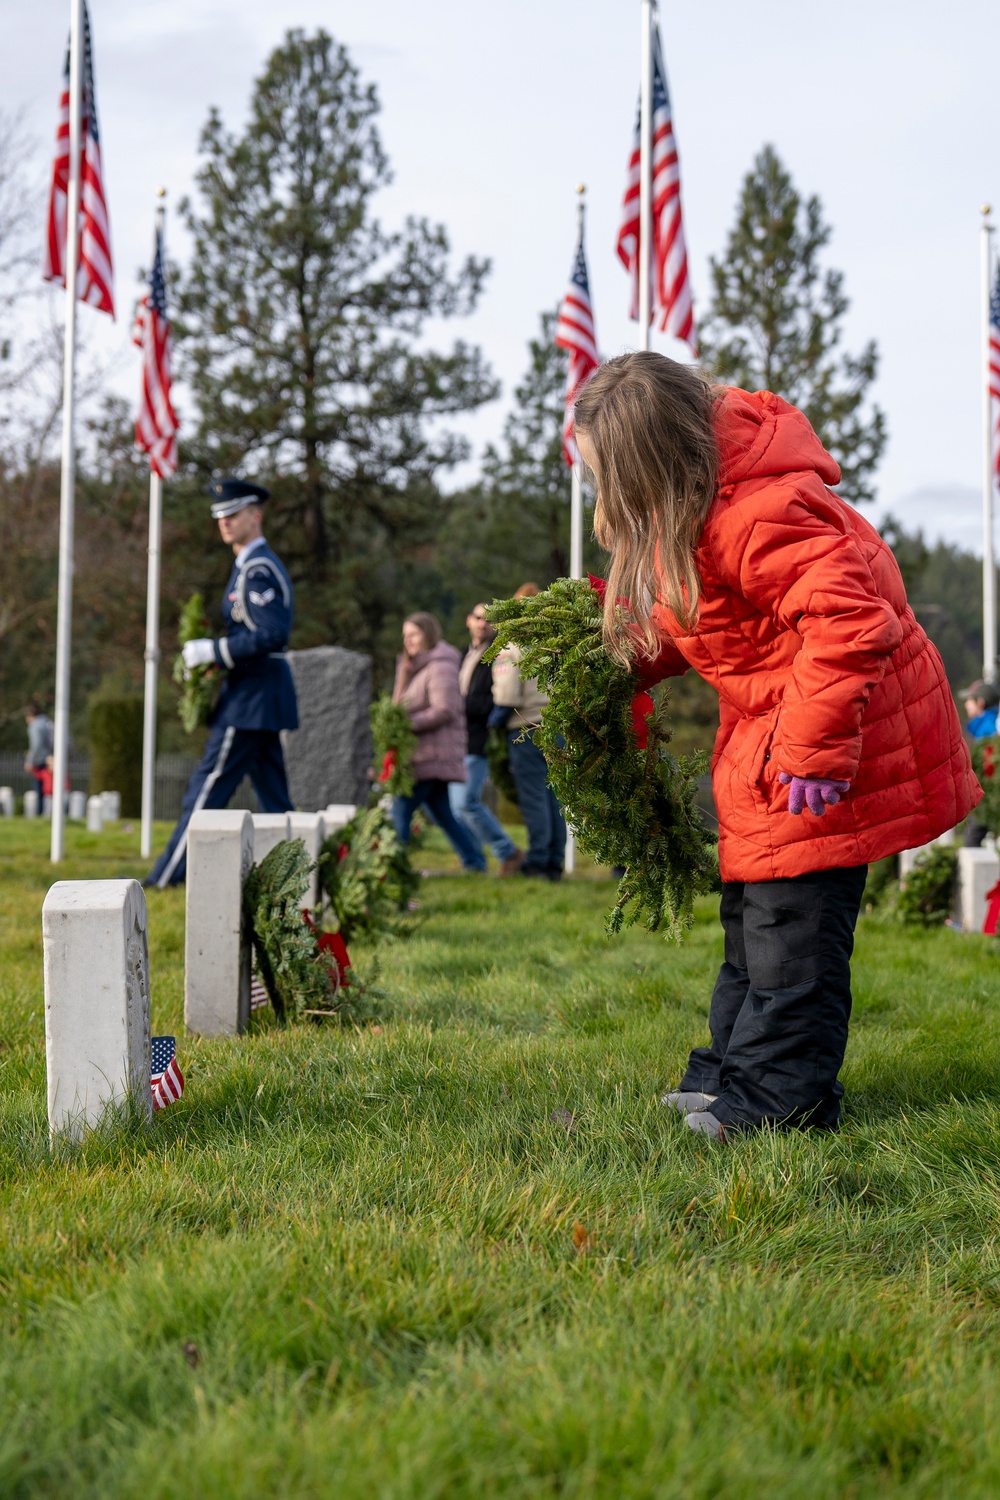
[486,577,718,939]
[370,694,418,797]
[317,805,420,947]
[970,736,1000,836]
[244,839,374,1023]
[896,844,958,927]
[173,593,222,733]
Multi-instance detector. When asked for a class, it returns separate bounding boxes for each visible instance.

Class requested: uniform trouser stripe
[155,726,236,889]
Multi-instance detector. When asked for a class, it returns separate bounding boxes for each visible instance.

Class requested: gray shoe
[685,1110,726,1141]
[661,1090,718,1115]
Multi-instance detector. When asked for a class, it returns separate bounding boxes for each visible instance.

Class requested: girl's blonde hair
[575,352,719,665]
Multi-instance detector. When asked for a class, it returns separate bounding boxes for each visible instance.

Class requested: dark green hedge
[88,697,144,817]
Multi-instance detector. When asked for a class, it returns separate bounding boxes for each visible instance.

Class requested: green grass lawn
[2,820,1000,1496]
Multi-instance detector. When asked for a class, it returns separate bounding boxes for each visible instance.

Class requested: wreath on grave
[370,695,418,797]
[485,576,718,940]
[173,593,222,733]
[896,843,958,927]
[244,839,377,1024]
[317,805,420,948]
[970,736,1000,836]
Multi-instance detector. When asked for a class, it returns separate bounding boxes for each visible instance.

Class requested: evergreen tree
[175,29,498,664]
[437,311,607,616]
[700,144,886,504]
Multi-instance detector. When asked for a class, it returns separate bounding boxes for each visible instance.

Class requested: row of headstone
[899,829,1000,932]
[42,802,357,1140]
[3,787,119,823]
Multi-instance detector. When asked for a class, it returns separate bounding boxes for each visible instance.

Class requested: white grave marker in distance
[288,811,327,911]
[185,809,253,1036]
[251,812,291,865]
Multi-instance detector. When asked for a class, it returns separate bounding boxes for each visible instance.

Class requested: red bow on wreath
[303,911,352,990]
[378,748,397,783]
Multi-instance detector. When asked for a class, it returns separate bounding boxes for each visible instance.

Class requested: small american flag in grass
[250,971,270,1012]
[151,1036,184,1111]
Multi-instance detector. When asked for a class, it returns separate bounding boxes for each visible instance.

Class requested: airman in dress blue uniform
[147,478,299,887]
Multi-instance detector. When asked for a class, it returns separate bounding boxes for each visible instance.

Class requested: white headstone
[68,790,87,820]
[0,786,13,817]
[324,803,357,830]
[251,812,291,865]
[289,811,327,911]
[42,795,52,817]
[86,796,104,833]
[23,788,38,818]
[101,791,121,822]
[958,846,1000,933]
[185,809,253,1036]
[42,878,152,1142]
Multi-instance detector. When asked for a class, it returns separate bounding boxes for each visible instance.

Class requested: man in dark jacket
[147,477,299,887]
[449,603,523,874]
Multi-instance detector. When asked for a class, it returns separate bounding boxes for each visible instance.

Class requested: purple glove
[778,772,851,816]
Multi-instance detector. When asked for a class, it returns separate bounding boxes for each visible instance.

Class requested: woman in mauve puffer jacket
[574,352,980,1140]
[391,612,485,872]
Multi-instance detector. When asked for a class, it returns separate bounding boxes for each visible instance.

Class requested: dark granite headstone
[281,646,372,811]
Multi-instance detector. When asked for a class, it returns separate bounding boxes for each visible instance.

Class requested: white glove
[182,638,216,670]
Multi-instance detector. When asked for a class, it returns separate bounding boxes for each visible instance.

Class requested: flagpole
[638,0,653,349]
[982,204,997,683]
[50,0,84,864]
[140,190,168,860]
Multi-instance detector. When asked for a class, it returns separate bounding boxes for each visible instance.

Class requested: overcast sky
[3,0,999,551]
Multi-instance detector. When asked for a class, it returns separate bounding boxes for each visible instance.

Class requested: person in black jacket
[449,603,523,875]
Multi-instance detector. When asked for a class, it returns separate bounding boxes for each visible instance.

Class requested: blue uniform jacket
[210,539,299,731]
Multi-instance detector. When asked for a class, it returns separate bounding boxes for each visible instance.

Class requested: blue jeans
[392,778,486,871]
[508,728,566,876]
[449,754,517,864]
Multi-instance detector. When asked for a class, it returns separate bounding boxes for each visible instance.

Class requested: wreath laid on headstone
[486,576,718,940]
[317,805,420,947]
[971,736,1000,836]
[244,840,376,1024]
[896,844,958,927]
[173,593,221,733]
[370,695,417,797]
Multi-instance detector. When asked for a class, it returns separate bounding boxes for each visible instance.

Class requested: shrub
[87,697,143,816]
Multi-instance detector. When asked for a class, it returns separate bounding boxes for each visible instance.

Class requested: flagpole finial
[576,183,585,196]
[156,185,167,199]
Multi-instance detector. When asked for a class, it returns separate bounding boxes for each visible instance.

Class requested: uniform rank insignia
[249,587,276,606]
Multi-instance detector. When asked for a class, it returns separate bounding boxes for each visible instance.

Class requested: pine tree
[175,29,498,664]
[700,145,886,504]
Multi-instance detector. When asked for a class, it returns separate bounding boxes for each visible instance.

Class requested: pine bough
[487,577,718,940]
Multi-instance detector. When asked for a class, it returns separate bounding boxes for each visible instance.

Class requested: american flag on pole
[990,260,1000,485]
[132,224,179,477]
[554,228,599,466]
[151,1035,184,1111]
[43,0,114,317]
[617,21,695,351]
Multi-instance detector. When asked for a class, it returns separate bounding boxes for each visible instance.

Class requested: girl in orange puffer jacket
[574,353,980,1139]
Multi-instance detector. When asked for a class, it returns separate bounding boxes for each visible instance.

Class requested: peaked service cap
[208,477,271,519]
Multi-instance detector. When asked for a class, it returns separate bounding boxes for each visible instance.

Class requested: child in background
[574,352,980,1139]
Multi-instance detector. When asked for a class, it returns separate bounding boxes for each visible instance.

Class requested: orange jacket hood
[713,387,842,491]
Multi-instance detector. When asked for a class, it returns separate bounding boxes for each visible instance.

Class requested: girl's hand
[778,773,851,816]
